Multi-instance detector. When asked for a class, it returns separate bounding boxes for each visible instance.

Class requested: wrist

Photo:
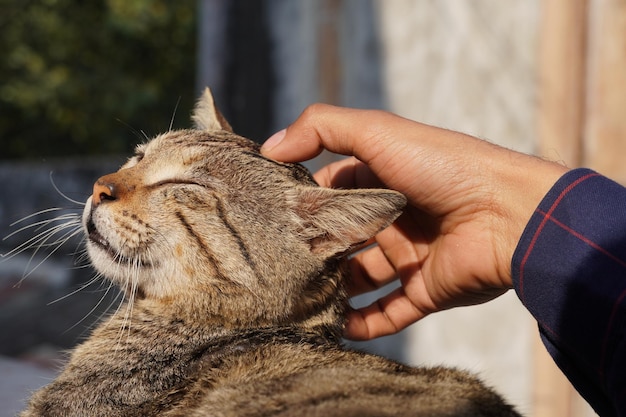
[491,150,569,286]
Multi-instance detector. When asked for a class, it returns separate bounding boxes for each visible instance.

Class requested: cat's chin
[86,232,155,269]
[86,240,154,269]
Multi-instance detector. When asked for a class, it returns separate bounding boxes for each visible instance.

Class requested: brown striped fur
[21,89,521,416]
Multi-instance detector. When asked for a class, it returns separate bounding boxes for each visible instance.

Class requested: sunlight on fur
[12,88,520,417]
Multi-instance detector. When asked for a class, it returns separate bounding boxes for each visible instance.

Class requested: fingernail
[262,129,286,153]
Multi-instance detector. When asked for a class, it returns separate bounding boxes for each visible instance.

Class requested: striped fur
[21,89,520,416]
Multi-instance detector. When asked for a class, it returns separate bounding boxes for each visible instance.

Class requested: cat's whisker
[69,258,93,271]
[49,172,87,206]
[4,215,82,288]
[109,247,139,344]
[169,96,182,132]
[67,267,125,343]
[3,213,79,244]
[124,257,142,335]
[26,222,82,255]
[96,282,125,331]
[48,274,104,305]
[3,215,80,249]
[109,261,130,349]
[53,248,91,274]
[67,236,92,268]
[61,274,121,335]
[7,207,66,227]
[14,226,84,286]
[116,118,151,143]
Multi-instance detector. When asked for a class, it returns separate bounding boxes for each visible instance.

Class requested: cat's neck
[104,258,349,344]
[95,297,344,352]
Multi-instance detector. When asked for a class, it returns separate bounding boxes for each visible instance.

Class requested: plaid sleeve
[512,168,626,417]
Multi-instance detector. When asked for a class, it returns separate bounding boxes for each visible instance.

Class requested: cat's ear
[192,87,233,132]
[293,187,407,258]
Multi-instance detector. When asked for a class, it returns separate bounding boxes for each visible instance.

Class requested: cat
[21,89,521,417]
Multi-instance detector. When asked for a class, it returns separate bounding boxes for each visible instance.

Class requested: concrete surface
[0,356,57,416]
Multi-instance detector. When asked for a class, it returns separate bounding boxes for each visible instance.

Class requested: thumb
[261,126,323,162]
[261,128,325,163]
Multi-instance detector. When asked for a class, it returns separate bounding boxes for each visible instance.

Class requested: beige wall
[377,0,538,153]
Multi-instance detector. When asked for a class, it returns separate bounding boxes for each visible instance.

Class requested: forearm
[512,168,626,416]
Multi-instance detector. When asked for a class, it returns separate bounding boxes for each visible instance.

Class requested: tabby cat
[21,89,520,416]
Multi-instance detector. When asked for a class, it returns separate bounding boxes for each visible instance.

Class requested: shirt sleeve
[512,168,626,417]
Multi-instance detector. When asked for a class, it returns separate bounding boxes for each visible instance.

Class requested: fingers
[348,245,397,296]
[344,287,428,340]
[347,210,430,295]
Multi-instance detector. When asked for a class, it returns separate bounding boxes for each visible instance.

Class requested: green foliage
[0,0,197,159]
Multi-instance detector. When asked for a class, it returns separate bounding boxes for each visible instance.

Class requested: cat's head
[83,89,406,330]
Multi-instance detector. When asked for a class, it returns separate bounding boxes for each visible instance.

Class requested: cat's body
[21,90,520,416]
[24,305,510,417]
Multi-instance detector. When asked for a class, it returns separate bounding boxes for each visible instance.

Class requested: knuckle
[299,103,333,124]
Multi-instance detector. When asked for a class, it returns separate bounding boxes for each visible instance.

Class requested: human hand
[262,104,568,340]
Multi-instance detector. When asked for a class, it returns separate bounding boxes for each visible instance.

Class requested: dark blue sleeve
[512,168,626,416]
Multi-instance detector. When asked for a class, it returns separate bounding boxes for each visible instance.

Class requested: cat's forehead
[137,129,316,186]
[144,129,258,156]
[133,129,259,169]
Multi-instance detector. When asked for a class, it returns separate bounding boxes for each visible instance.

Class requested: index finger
[260,104,392,166]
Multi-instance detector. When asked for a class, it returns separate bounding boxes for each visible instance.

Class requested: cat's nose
[92,181,116,207]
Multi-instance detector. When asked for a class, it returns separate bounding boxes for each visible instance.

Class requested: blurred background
[3,0,626,415]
